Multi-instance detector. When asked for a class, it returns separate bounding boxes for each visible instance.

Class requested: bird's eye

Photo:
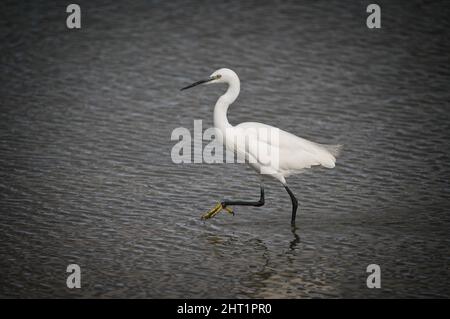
[216,74,221,79]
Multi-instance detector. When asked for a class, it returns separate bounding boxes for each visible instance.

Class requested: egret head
[180,68,239,91]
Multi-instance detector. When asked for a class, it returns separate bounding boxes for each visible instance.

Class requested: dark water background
[0,0,449,298]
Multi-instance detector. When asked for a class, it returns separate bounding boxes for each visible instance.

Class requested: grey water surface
[0,0,449,298]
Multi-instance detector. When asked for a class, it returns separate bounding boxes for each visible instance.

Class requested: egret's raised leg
[284,185,298,225]
[201,185,265,220]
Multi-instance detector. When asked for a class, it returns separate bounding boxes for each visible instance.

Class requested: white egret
[181,68,341,225]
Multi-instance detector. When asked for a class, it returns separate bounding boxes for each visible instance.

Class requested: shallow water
[0,0,449,298]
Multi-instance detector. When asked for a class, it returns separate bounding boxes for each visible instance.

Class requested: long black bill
[180,78,214,91]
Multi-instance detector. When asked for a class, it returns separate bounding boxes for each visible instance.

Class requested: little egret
[181,68,341,226]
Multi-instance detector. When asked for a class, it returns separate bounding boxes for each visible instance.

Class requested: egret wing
[235,122,340,169]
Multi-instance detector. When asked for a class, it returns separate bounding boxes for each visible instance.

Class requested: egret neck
[213,75,240,137]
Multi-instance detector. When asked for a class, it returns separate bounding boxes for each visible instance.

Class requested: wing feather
[235,122,340,170]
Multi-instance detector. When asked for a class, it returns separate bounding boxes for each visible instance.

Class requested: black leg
[201,186,265,220]
[222,185,265,208]
[284,185,298,225]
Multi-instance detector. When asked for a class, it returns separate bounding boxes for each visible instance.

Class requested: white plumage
[208,68,341,185]
[181,67,341,225]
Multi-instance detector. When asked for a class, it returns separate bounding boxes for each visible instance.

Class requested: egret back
[235,122,341,172]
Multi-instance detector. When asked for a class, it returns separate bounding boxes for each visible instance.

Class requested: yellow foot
[224,206,234,215]
[201,203,234,220]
